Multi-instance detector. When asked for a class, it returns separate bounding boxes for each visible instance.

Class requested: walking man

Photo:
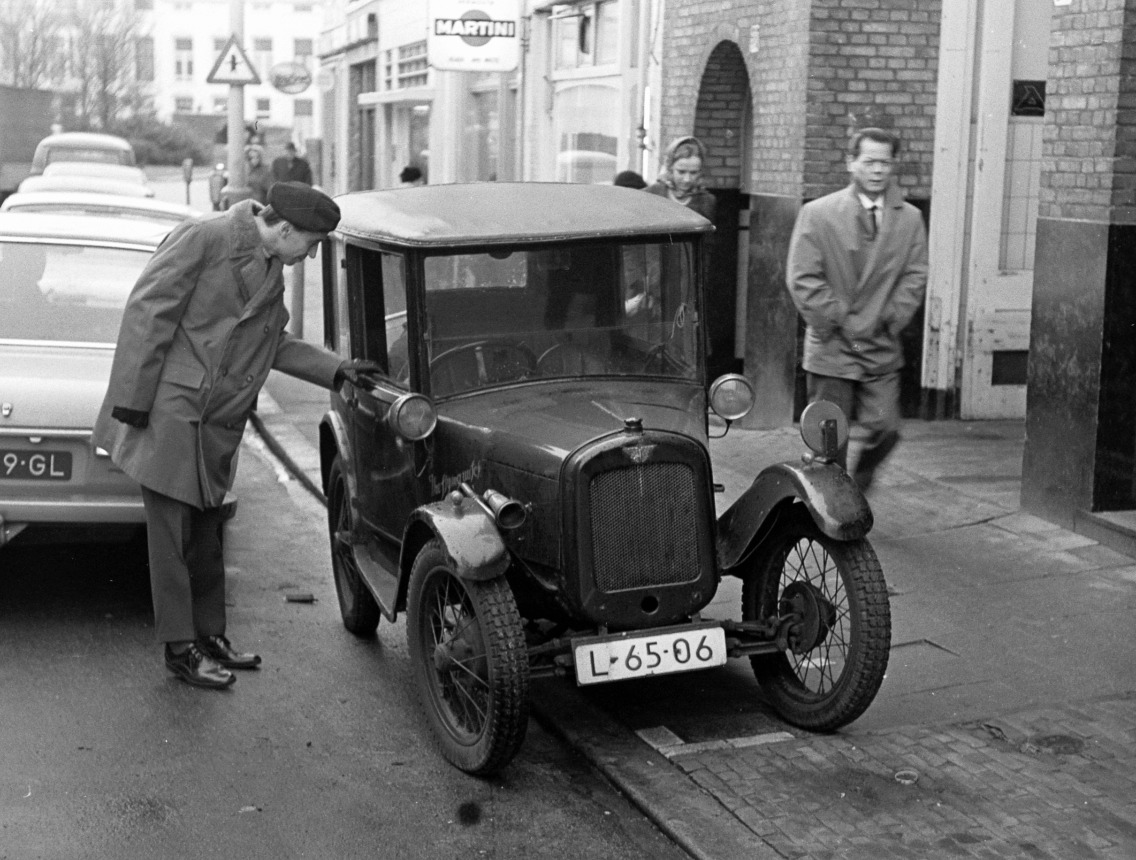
[786,127,928,491]
[94,182,375,689]
[271,142,313,187]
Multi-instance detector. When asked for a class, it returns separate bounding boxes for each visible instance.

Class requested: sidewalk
[256,276,1136,858]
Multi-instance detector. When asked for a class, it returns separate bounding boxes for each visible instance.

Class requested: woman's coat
[94,200,342,509]
[786,182,928,380]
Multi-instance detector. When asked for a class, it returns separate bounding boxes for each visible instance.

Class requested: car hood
[0,344,113,430]
[435,379,707,480]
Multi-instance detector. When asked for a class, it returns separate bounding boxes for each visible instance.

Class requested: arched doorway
[692,40,751,382]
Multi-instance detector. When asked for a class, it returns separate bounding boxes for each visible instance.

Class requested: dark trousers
[806,371,901,489]
[140,486,227,644]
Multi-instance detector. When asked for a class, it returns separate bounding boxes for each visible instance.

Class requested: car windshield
[421,239,701,396]
[0,240,152,344]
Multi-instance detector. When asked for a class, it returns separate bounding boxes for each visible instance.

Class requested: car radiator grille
[589,462,702,593]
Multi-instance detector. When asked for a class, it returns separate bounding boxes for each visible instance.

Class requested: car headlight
[386,392,437,441]
[708,373,754,422]
[799,399,849,460]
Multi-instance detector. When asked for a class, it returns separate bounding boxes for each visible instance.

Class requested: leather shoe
[164,643,235,689]
[198,634,261,670]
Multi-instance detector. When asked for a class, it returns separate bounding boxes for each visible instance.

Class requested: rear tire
[326,456,381,636]
[741,506,890,731]
[407,539,528,775]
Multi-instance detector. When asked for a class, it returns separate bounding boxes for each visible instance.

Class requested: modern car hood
[0,344,113,430]
[435,379,708,479]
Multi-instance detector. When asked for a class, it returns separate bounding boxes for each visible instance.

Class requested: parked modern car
[30,131,136,175]
[1,191,198,224]
[0,212,172,547]
[16,174,155,198]
[319,183,892,775]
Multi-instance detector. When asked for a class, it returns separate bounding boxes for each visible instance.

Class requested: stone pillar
[1022,0,1136,524]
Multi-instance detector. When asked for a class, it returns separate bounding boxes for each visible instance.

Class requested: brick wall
[660,0,810,198]
[803,0,940,200]
[661,0,939,200]
[1039,0,1133,224]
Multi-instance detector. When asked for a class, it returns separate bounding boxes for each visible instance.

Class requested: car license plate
[0,449,72,481]
[573,624,727,686]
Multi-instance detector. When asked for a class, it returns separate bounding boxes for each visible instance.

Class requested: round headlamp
[386,392,437,441]
[708,373,755,422]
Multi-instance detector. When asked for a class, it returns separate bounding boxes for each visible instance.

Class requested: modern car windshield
[422,239,700,397]
[0,241,152,344]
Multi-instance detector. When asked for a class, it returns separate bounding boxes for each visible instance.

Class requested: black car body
[319,183,890,774]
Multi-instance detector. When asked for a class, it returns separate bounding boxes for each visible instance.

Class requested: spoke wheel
[407,539,528,775]
[326,456,380,636]
[741,506,890,731]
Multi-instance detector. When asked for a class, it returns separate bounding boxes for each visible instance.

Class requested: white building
[136,0,324,145]
[317,0,663,195]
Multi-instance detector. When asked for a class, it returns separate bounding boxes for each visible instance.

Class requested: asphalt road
[0,432,688,860]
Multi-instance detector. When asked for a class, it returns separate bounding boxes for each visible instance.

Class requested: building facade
[137,0,324,148]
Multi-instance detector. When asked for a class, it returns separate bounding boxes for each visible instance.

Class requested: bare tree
[0,0,64,88]
[67,0,149,129]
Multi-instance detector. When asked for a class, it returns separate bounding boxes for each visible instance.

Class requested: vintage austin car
[319,183,891,775]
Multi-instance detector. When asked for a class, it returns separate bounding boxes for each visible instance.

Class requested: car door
[345,246,425,544]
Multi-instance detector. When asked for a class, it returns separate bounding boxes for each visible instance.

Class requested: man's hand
[111,406,149,429]
[334,359,384,389]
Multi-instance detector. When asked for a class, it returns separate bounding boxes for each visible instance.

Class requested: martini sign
[428,0,520,72]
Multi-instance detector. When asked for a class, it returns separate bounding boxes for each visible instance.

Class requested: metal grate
[589,462,702,593]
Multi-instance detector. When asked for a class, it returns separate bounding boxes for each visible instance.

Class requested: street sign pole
[223,0,251,206]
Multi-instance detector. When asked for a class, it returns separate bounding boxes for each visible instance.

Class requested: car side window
[381,253,410,384]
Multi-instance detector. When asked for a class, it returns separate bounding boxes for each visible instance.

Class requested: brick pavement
[640,695,1136,859]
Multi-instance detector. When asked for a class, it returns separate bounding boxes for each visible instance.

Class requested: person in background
[785,127,928,492]
[94,182,379,690]
[644,136,716,222]
[398,165,426,188]
[613,170,647,189]
[272,142,313,187]
[245,144,272,204]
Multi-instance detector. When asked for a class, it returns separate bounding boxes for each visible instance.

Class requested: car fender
[318,407,352,497]
[716,461,873,571]
[400,496,511,587]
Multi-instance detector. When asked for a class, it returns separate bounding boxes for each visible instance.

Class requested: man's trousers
[806,371,901,490]
[140,486,227,644]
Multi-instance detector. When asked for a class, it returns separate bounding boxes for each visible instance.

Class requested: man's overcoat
[786,182,927,380]
[94,200,341,509]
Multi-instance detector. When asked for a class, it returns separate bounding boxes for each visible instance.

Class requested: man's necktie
[867,204,879,240]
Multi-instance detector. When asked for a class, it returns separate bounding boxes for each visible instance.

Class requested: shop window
[553,84,618,184]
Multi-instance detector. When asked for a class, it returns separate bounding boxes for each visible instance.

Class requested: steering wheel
[430,339,537,395]
[536,342,609,376]
[642,342,681,375]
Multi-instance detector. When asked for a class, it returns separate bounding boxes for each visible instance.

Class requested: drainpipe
[635,0,652,174]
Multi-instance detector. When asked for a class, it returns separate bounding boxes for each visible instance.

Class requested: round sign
[269,61,313,95]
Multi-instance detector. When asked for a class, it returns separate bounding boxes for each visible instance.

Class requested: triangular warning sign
[206,36,261,85]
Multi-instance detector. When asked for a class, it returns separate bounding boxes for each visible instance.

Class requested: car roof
[0,191,197,220]
[0,211,172,247]
[35,131,134,152]
[43,161,148,181]
[333,182,714,248]
[17,174,155,197]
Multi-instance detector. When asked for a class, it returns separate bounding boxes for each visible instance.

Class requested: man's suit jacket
[786,182,927,380]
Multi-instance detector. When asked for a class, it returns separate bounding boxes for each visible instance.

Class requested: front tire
[407,540,529,775]
[741,505,890,731]
[326,456,381,636]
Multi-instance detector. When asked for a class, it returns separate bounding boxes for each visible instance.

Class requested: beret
[268,181,340,233]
